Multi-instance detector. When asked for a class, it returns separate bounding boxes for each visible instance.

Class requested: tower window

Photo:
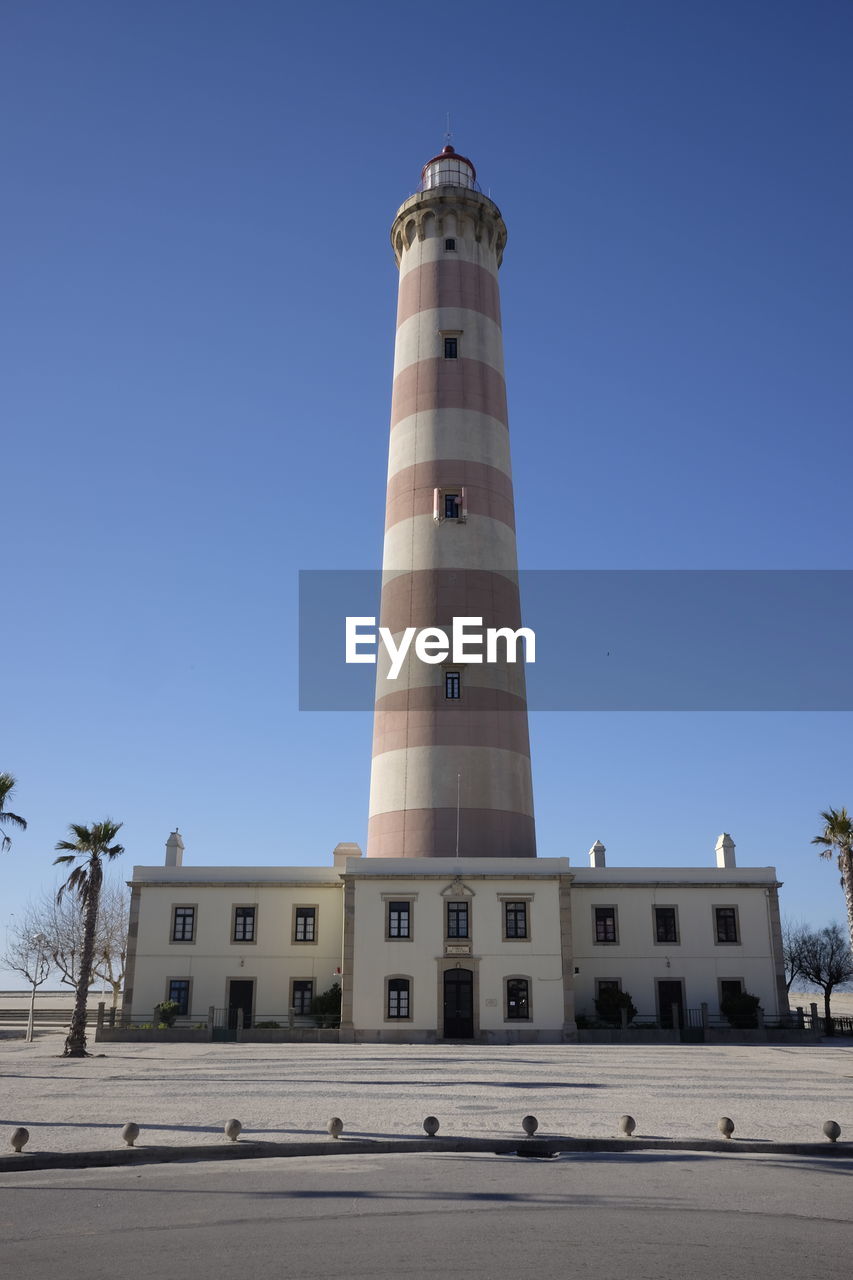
[444,337,458,359]
[444,492,460,520]
[445,671,461,700]
[445,237,456,251]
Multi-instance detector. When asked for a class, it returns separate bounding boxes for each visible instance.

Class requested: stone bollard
[822,1121,841,1143]
[618,1115,636,1137]
[522,1115,538,1136]
[423,1116,440,1136]
[224,1119,242,1142]
[121,1123,140,1147]
[327,1117,344,1140]
[10,1127,29,1153]
[717,1117,735,1140]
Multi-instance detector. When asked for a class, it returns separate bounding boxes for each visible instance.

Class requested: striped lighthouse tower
[367,144,536,860]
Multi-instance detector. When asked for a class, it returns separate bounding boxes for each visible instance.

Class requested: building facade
[123,831,788,1040]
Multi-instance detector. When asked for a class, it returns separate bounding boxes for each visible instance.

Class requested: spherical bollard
[121,1123,140,1148]
[823,1120,841,1144]
[522,1115,538,1136]
[224,1118,242,1143]
[423,1116,440,1136]
[10,1127,29,1154]
[618,1114,636,1137]
[327,1117,344,1140]
[717,1116,735,1140]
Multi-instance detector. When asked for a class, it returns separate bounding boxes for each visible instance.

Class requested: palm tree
[812,807,853,955]
[0,773,27,852]
[54,820,125,1057]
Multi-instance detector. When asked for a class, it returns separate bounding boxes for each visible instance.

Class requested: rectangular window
[444,492,460,519]
[387,977,411,1019]
[594,906,617,944]
[171,906,195,943]
[595,978,621,999]
[445,237,456,251]
[446,901,469,938]
[715,907,739,944]
[654,906,679,944]
[291,980,314,1015]
[233,906,256,943]
[444,337,458,359]
[506,978,530,1020]
[504,901,528,939]
[167,979,190,1016]
[445,670,461,700]
[294,906,317,943]
[387,900,411,939]
[720,979,743,1002]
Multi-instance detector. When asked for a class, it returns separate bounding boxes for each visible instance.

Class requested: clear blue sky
[3,1,852,985]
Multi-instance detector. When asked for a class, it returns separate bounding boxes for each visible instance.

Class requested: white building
[121,832,788,1041]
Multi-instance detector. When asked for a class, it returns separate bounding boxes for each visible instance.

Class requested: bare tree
[30,878,129,1008]
[2,908,53,1042]
[798,923,853,1027]
[91,879,130,1008]
[781,918,810,993]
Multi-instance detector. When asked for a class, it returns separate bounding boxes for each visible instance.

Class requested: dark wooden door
[443,968,474,1038]
[657,979,684,1029]
[228,979,254,1030]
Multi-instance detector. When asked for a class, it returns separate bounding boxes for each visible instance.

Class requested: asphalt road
[2,1150,851,1279]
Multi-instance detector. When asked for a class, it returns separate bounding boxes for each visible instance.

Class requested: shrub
[594,987,637,1027]
[720,990,761,1029]
[311,982,342,1019]
[255,1021,281,1029]
[153,1000,181,1028]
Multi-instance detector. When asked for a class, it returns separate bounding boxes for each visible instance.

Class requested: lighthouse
[367,145,536,859]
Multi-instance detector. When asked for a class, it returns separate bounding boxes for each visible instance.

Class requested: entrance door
[228,979,254,1030]
[657,979,684,1029]
[443,968,474,1039]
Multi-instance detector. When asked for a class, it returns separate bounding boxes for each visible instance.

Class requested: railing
[0,1008,97,1028]
[576,1004,853,1038]
[111,1007,341,1037]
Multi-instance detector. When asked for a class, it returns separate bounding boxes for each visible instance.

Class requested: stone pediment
[440,876,475,899]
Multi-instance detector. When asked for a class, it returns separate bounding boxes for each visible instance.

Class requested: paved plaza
[1,1034,851,1154]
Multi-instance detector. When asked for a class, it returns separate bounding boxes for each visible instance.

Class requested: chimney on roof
[333,842,363,870]
[715,833,735,868]
[165,829,184,867]
[589,840,606,868]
